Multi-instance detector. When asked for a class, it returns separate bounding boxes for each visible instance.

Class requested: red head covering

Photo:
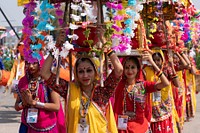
[120,56,144,81]
[114,56,152,123]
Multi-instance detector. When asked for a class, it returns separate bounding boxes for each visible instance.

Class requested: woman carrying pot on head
[144,48,180,133]
[40,29,123,133]
[113,50,170,133]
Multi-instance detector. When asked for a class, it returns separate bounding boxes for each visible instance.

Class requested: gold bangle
[172,75,178,79]
[156,70,162,76]
[107,50,115,57]
[158,72,163,77]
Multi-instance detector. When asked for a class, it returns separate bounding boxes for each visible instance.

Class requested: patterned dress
[114,79,157,133]
[144,65,174,133]
[45,71,121,133]
[18,75,66,133]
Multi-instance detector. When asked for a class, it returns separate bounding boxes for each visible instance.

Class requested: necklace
[123,83,136,120]
[28,77,40,100]
[79,87,94,125]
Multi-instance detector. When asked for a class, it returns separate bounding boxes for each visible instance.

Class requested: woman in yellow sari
[182,51,197,121]
[144,48,180,133]
[41,29,123,133]
[172,51,188,129]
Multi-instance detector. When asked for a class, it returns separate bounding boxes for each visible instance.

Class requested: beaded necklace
[28,77,40,101]
[79,87,94,125]
[123,83,136,119]
[79,92,91,118]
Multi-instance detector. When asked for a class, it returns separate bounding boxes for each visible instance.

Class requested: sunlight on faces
[76,60,96,87]
[124,59,138,80]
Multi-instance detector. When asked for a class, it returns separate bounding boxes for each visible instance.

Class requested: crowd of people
[0,28,199,133]
[0,0,199,132]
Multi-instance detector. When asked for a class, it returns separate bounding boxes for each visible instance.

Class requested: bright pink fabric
[18,76,66,133]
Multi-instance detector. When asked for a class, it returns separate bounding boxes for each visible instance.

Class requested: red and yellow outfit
[144,49,181,133]
[183,69,196,119]
[45,71,120,133]
[173,63,186,128]
[144,66,174,133]
[114,79,158,133]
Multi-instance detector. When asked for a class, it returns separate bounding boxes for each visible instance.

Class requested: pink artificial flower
[112,24,122,32]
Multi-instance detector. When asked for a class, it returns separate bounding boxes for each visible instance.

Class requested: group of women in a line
[14,30,197,133]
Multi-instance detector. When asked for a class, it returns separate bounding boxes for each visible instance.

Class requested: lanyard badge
[27,108,38,123]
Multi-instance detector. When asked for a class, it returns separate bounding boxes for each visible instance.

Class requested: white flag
[9,30,15,36]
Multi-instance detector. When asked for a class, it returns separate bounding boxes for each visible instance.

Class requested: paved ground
[0,87,21,133]
[0,87,200,133]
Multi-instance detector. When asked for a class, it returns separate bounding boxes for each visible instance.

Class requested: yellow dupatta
[144,49,173,122]
[177,71,186,128]
[147,49,180,132]
[185,70,197,115]
[144,66,172,120]
[66,82,118,133]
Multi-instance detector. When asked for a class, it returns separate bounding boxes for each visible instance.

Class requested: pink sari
[18,76,66,133]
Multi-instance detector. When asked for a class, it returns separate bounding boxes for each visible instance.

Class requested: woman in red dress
[113,51,170,133]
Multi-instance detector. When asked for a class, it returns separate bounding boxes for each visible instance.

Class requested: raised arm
[181,52,196,74]
[168,54,180,87]
[41,30,66,80]
[176,52,187,69]
[142,51,170,90]
[97,26,123,78]
[107,50,123,78]
[40,30,68,98]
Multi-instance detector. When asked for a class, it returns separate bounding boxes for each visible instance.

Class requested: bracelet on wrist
[158,72,163,77]
[172,75,178,79]
[107,49,115,57]
[156,70,162,76]
[36,101,45,108]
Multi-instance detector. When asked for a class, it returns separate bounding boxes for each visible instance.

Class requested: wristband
[107,49,115,57]
[172,75,178,79]
[158,72,163,77]
[36,101,45,108]
[156,70,162,76]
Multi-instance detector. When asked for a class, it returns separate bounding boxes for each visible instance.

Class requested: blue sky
[0,0,200,27]
[0,0,24,26]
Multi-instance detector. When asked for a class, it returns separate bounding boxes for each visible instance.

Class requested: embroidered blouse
[114,80,157,133]
[45,71,121,108]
